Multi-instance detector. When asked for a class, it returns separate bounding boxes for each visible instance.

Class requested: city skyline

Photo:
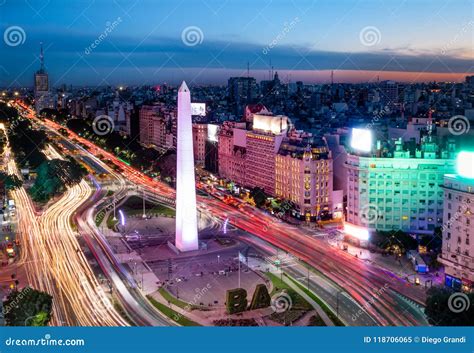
[1,0,473,87]
[1,0,474,340]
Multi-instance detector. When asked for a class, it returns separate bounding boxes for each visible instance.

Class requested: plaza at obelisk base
[175,81,199,252]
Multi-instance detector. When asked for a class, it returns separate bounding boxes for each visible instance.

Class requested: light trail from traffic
[3,125,128,326]
[17,101,428,326]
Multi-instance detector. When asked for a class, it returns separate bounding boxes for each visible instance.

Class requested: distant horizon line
[2,69,472,89]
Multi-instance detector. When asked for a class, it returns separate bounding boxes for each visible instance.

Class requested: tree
[425,287,474,326]
[0,172,23,190]
[30,158,87,201]
[250,187,267,208]
[370,230,418,253]
[3,287,53,326]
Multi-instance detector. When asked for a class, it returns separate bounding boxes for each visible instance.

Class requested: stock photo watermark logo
[352,283,389,321]
[92,115,114,136]
[2,286,33,316]
[447,115,470,136]
[360,204,380,224]
[172,283,212,322]
[84,17,122,55]
[359,26,381,47]
[447,292,470,313]
[440,20,474,55]
[262,17,300,55]
[270,291,292,313]
[3,26,26,47]
[181,26,204,47]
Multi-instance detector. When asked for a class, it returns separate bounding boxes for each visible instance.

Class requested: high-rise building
[275,132,333,221]
[439,163,474,292]
[245,114,288,194]
[34,43,56,113]
[192,123,207,167]
[139,103,175,151]
[346,138,456,234]
[228,77,257,115]
[217,121,247,186]
[379,80,399,108]
[175,81,198,252]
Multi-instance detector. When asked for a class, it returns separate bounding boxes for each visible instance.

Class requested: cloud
[1,30,472,86]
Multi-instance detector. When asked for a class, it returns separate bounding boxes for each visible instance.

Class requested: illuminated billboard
[456,151,474,179]
[207,124,219,142]
[191,103,206,116]
[350,128,372,152]
[253,114,288,134]
[344,223,369,241]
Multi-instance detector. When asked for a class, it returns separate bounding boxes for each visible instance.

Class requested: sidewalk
[329,238,444,288]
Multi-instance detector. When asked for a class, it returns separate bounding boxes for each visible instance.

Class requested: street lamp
[217,255,220,264]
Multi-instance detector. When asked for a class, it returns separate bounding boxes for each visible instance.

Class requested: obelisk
[175,81,199,251]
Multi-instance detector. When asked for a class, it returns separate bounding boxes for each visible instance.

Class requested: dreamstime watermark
[84,17,122,55]
[2,286,33,316]
[360,203,380,225]
[359,26,381,47]
[447,115,470,136]
[352,283,389,321]
[181,26,204,47]
[441,20,474,55]
[447,292,470,313]
[172,283,212,322]
[3,26,26,47]
[92,115,114,136]
[270,291,292,313]
[5,334,85,347]
[366,105,390,129]
[441,201,469,233]
[262,17,300,55]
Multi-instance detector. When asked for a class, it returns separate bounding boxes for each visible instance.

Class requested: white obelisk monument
[175,81,199,251]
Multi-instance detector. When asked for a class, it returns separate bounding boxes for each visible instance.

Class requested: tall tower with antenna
[34,42,49,94]
[34,42,53,113]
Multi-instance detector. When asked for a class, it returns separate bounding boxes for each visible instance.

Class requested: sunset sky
[0,0,472,87]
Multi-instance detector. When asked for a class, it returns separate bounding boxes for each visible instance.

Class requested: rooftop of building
[444,174,474,185]
[278,136,330,160]
[349,136,456,160]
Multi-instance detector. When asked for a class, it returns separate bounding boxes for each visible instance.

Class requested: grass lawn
[95,209,106,227]
[146,295,200,326]
[266,272,312,311]
[159,287,194,310]
[284,273,345,326]
[106,214,118,230]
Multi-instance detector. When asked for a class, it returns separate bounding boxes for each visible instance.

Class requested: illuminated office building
[439,152,474,292]
[346,138,456,234]
[246,114,288,194]
[275,132,333,221]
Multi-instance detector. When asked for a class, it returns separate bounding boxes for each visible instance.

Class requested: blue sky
[0,0,473,87]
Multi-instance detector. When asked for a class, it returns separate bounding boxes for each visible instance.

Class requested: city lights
[456,151,474,179]
[1,1,473,346]
[350,128,372,152]
[343,223,370,241]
